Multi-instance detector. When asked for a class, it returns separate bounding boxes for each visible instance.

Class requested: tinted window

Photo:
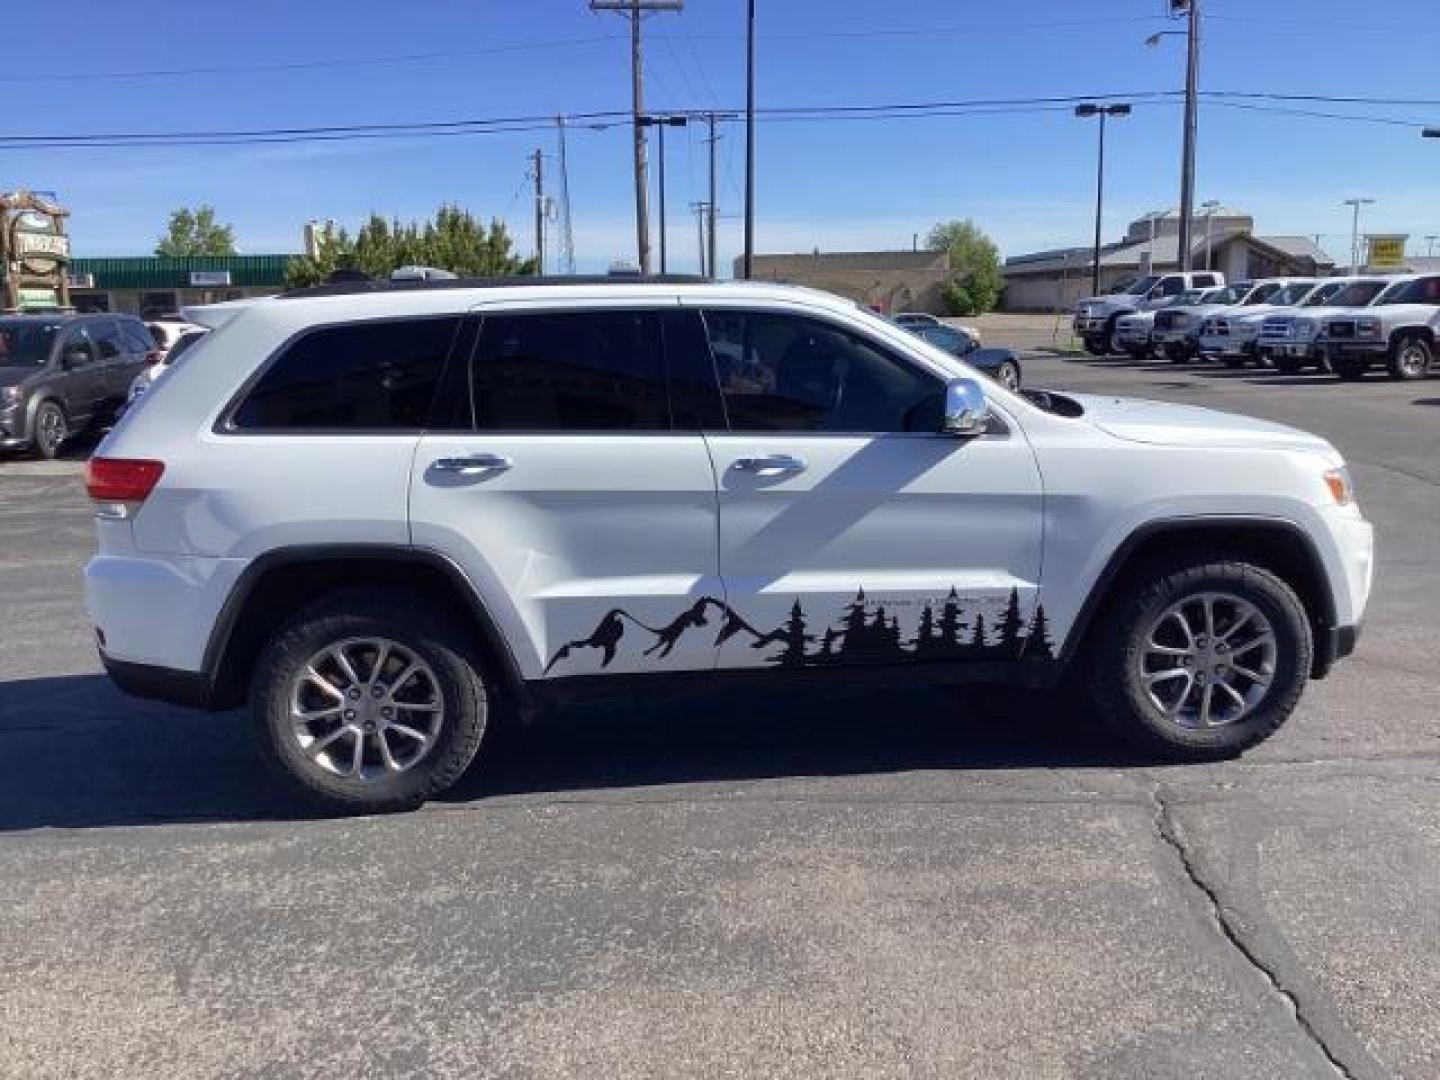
[232,317,461,431]
[1193,274,1219,287]
[702,310,940,433]
[1158,277,1185,297]
[1377,276,1440,305]
[470,310,668,431]
[93,319,123,360]
[1330,281,1388,307]
[164,330,206,368]
[120,320,154,354]
[58,325,97,366]
[0,321,60,366]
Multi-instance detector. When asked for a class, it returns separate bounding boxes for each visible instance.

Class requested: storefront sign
[1367,235,1407,269]
[189,270,232,286]
[17,287,59,309]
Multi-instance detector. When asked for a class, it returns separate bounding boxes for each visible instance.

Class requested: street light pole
[1200,199,1220,271]
[1344,197,1375,272]
[1177,0,1201,270]
[1075,103,1131,296]
[638,115,688,274]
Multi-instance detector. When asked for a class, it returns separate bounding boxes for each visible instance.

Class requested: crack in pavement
[1148,781,1369,1080]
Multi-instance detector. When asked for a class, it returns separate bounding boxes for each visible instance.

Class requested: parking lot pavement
[1,358,1437,1079]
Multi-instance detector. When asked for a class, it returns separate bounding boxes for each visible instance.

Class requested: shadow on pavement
[0,673,1145,832]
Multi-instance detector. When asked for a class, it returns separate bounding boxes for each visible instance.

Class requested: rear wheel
[1086,558,1311,759]
[251,588,489,812]
[31,400,67,460]
[1221,352,1247,369]
[1387,335,1432,381]
[1272,354,1302,375]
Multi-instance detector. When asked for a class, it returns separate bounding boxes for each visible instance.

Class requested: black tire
[31,400,67,460]
[993,361,1021,390]
[1082,335,1108,357]
[1387,334,1432,381]
[1126,347,1148,362]
[1272,354,1302,375]
[1085,557,1312,760]
[1165,344,1189,364]
[1221,353,1247,369]
[251,588,489,812]
[1332,355,1368,381]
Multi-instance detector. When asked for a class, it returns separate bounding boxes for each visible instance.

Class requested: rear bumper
[101,651,216,709]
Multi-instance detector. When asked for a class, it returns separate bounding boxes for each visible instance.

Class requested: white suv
[84,278,1375,812]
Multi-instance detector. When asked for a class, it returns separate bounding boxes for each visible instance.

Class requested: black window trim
[214,311,470,437]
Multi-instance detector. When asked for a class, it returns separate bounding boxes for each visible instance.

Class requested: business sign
[9,206,69,273]
[1366,235,1407,270]
[189,270,232,287]
[67,272,95,289]
[17,287,59,309]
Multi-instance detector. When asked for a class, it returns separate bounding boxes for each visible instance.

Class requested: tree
[772,599,813,667]
[912,604,937,656]
[284,206,536,288]
[155,205,236,257]
[969,613,988,653]
[927,219,1003,316]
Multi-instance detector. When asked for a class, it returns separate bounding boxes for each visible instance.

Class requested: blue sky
[8,0,1439,273]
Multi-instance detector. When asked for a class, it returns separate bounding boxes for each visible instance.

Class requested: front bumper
[1113,331,1152,350]
[1073,316,1111,335]
[1326,342,1388,361]
[1312,625,1360,679]
[1258,340,1321,360]
[1198,336,1257,358]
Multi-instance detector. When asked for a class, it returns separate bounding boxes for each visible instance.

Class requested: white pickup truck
[1072,271,1225,356]
[1322,273,1440,381]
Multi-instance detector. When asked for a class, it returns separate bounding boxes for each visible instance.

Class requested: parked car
[893,311,983,345]
[125,326,208,412]
[0,312,157,458]
[86,277,1372,812]
[1072,271,1225,356]
[1255,278,1395,374]
[902,321,1021,389]
[146,319,204,357]
[1113,288,1223,361]
[1322,274,1440,381]
[1197,279,1319,367]
[1152,283,1250,362]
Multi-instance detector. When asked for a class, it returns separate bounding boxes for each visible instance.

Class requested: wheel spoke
[292,704,344,726]
[1144,667,1189,685]
[349,729,366,776]
[1165,610,1196,648]
[1215,679,1247,710]
[1198,682,1216,726]
[369,641,391,685]
[389,722,431,745]
[1145,641,1191,657]
[377,731,402,772]
[305,666,346,701]
[1202,595,1216,640]
[330,647,363,688]
[1230,632,1275,658]
[386,660,421,696]
[1229,662,1270,686]
[305,725,350,758]
[1219,609,1254,643]
[1161,673,1196,714]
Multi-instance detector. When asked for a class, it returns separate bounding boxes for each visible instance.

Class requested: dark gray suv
[0,313,157,458]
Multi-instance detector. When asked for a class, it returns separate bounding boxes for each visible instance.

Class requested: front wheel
[1332,355,1368,381]
[1086,558,1312,759]
[1082,334,1109,357]
[993,361,1021,390]
[251,588,489,812]
[1272,354,1302,375]
[1388,335,1432,381]
[31,400,68,460]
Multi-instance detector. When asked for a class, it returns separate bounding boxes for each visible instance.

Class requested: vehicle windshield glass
[1272,283,1316,305]
[0,320,60,366]
[1243,284,1283,305]
[1374,277,1440,306]
[1109,275,1158,295]
[1172,290,1205,305]
[1301,283,1344,306]
[1329,281,1388,307]
[1206,285,1244,304]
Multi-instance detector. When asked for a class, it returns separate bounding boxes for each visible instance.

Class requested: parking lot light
[1074,103,1132,296]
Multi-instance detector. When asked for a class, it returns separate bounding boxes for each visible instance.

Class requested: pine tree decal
[1025,604,1056,659]
[969,613,987,653]
[772,598,813,667]
[913,604,937,656]
[839,588,869,659]
[938,586,965,656]
[817,626,839,662]
[997,587,1025,657]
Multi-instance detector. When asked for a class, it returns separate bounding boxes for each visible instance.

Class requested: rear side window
[231,317,462,431]
[120,320,155,354]
[93,319,124,360]
[469,310,668,431]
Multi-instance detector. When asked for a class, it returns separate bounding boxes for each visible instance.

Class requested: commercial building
[1002,208,1335,312]
[67,254,296,316]
[739,249,953,314]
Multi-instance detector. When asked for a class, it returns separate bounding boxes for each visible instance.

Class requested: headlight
[1294,320,1317,340]
[0,386,22,406]
[1356,318,1381,338]
[1324,467,1354,506]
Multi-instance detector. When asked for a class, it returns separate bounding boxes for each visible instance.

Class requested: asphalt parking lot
[1,329,1437,1079]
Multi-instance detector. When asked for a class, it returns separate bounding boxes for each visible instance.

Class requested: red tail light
[84,458,165,502]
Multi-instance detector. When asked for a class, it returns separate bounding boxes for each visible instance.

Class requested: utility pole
[1177,0,1201,271]
[742,0,756,279]
[692,201,711,276]
[555,116,576,275]
[706,112,719,279]
[530,148,545,276]
[1426,234,1438,258]
[590,1,683,275]
[638,114,688,273]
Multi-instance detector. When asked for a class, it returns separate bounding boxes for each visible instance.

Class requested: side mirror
[61,345,89,368]
[942,377,990,437]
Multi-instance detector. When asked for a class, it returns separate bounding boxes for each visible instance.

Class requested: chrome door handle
[733,454,807,475]
[431,453,512,475]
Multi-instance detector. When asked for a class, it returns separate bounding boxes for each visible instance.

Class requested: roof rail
[278,273,713,299]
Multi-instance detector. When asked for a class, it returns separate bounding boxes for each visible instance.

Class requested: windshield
[1242,283,1283,305]
[0,321,60,366]
[1272,283,1317,306]
[1301,283,1344,306]
[1171,290,1206,305]
[1375,276,1440,306]
[1204,285,1244,304]
[1108,275,1159,296]
[1324,281,1385,307]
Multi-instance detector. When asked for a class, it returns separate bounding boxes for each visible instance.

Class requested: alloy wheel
[1137,592,1278,729]
[36,405,66,457]
[288,637,445,780]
